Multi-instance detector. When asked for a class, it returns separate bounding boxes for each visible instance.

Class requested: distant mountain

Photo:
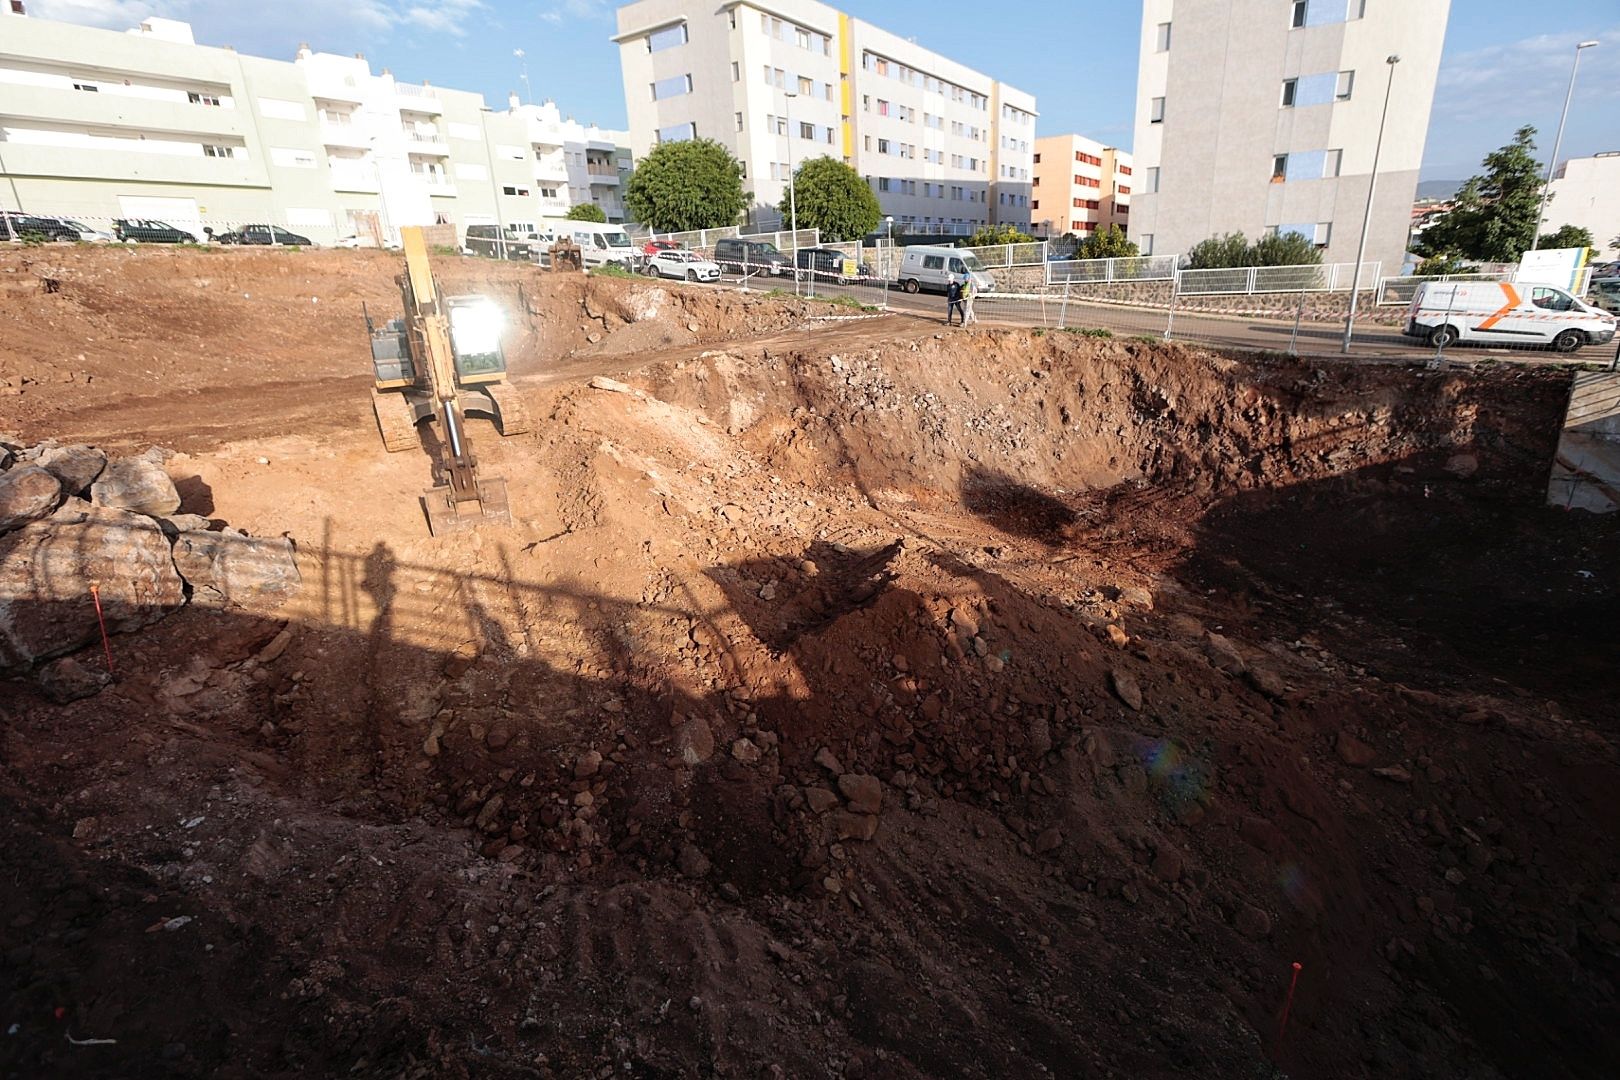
[1416,180,1461,201]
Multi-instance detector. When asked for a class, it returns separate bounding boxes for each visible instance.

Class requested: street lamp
[1342,53,1400,354]
[1530,39,1599,252]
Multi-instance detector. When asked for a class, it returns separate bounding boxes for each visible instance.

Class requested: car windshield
[602,230,632,250]
[959,253,987,272]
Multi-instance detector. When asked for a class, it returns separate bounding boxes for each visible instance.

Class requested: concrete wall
[1129,0,1447,271]
[1545,153,1620,260]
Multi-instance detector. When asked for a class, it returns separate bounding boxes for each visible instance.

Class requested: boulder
[1109,668,1143,711]
[38,445,107,496]
[37,655,112,704]
[90,459,180,517]
[0,507,186,672]
[0,465,62,533]
[170,530,300,608]
[837,773,883,815]
[673,715,715,765]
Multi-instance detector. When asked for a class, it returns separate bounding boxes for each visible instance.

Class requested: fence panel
[1376,272,1508,307]
[1048,253,1180,285]
[959,241,1048,269]
[1176,261,1379,296]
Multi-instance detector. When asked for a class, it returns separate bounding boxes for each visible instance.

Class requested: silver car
[644,250,721,283]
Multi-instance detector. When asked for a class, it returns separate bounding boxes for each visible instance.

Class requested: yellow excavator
[367,226,530,534]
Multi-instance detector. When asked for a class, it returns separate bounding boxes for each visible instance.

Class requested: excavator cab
[367,227,531,535]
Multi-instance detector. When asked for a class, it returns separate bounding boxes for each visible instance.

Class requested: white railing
[1376,272,1510,306]
[1048,254,1179,285]
[1175,261,1380,296]
[633,225,820,252]
[960,241,1048,269]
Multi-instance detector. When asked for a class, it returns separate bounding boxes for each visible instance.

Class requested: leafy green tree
[964,223,1035,247]
[563,203,607,223]
[1250,231,1322,267]
[624,138,749,232]
[777,157,880,242]
[1074,224,1139,260]
[1414,253,1468,276]
[1186,232,1251,269]
[1415,126,1544,263]
[1537,224,1594,255]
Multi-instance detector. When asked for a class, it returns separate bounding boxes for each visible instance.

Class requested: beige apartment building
[0,6,631,243]
[1545,152,1620,260]
[1128,0,1449,271]
[613,0,1035,236]
[1031,135,1134,241]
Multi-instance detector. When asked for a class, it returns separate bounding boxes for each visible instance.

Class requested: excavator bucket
[422,476,511,535]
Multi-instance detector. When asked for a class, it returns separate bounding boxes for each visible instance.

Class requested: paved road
[714,270,1618,366]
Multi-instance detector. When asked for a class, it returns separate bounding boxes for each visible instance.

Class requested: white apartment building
[1129,0,1449,272]
[1544,152,1620,260]
[1031,135,1134,240]
[0,7,632,243]
[613,0,1035,236]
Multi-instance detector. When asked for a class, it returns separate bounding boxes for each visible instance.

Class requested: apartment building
[1129,0,1449,272]
[0,7,631,243]
[1030,135,1134,240]
[1544,152,1620,260]
[613,0,1035,236]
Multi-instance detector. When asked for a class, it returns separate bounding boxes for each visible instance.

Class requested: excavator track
[372,389,421,453]
[483,382,532,437]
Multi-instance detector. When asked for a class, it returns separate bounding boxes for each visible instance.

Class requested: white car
[644,250,721,283]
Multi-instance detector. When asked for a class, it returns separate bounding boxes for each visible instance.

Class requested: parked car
[464,224,539,261]
[114,219,198,244]
[1587,277,1620,315]
[712,237,794,277]
[641,239,682,257]
[896,245,995,294]
[794,247,868,285]
[1,212,80,242]
[1404,280,1615,352]
[52,217,117,243]
[213,224,313,246]
[644,249,721,283]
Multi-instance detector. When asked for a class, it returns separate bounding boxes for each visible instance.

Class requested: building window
[540,187,558,198]
[731,61,740,82]
[1118,185,1130,195]
[655,122,696,144]
[1291,1,1307,27]
[1281,79,1297,107]
[1336,70,1355,100]
[1031,199,1039,209]
[1272,154,1288,181]
[1145,166,1160,193]
[647,24,687,52]
[1325,149,1343,177]
[651,74,692,101]
[1315,222,1332,248]
[202,144,234,158]
[799,121,814,140]
[502,186,530,197]
[735,111,744,131]
[1155,22,1171,51]
[1150,97,1164,123]
[188,91,222,107]
[72,80,99,92]
[1033,152,1041,164]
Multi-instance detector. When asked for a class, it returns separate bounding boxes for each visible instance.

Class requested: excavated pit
[3,250,1618,1080]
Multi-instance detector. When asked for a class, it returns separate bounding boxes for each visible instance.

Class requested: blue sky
[29,0,1620,181]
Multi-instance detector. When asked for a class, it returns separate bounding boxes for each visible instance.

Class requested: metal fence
[629,224,819,252]
[1047,254,1180,285]
[1376,272,1509,306]
[960,241,1048,269]
[1175,261,1380,296]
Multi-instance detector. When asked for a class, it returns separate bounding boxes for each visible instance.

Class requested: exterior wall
[1128,0,1447,272]
[614,0,1034,236]
[1031,134,1132,240]
[1545,153,1620,260]
[0,10,626,242]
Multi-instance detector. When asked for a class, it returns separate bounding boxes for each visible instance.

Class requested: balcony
[307,74,364,104]
[330,163,379,193]
[401,124,449,156]
[395,83,442,113]
[319,119,368,149]
[586,164,620,186]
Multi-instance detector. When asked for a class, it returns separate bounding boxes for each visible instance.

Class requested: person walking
[946,275,964,326]
[962,274,978,325]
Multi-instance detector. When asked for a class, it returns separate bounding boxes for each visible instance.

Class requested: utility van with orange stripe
[1404,280,1616,353]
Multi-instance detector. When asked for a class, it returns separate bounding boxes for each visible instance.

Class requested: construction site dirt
[2,246,1617,1079]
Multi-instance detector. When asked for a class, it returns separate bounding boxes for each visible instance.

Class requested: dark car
[712,237,794,277]
[114,218,198,244]
[213,224,312,246]
[795,247,871,284]
[1,211,79,242]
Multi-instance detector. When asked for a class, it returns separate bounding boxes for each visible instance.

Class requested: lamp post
[883,215,894,309]
[1342,53,1400,354]
[1530,39,1599,252]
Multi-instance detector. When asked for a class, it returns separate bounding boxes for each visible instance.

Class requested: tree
[1415,126,1544,264]
[1074,224,1139,260]
[777,157,880,242]
[1537,224,1594,255]
[964,223,1035,247]
[624,138,749,232]
[563,203,607,223]
[1186,230,1322,268]
[1186,232,1251,269]
[1414,253,1468,276]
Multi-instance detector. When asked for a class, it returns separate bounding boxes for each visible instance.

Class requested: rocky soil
[2,246,1617,1079]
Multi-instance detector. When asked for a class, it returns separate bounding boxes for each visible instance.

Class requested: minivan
[713,238,794,277]
[1404,280,1616,352]
[897,245,995,294]
[537,220,638,270]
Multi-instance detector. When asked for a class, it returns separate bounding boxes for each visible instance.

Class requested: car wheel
[1426,324,1459,348]
[1552,328,1584,353]
[903,279,920,294]
[643,265,659,277]
[687,270,699,282]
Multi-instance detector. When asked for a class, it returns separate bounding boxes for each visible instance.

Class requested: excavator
[367,226,530,534]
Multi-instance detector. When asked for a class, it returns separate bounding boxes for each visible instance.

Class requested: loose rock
[37,655,112,703]
[1109,669,1143,711]
[0,465,62,533]
[90,458,181,517]
[171,531,300,608]
[837,773,883,815]
[37,445,106,495]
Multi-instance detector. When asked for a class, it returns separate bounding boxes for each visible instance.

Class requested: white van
[1404,280,1616,353]
[537,220,637,270]
[897,245,996,295]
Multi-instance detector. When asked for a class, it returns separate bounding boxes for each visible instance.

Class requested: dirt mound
[2,249,1618,1079]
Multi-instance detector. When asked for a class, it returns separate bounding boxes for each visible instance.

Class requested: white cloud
[538,0,610,25]
[27,0,162,26]
[402,0,485,38]
[27,0,448,49]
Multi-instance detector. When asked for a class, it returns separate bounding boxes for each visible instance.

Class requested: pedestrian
[946,275,964,325]
[962,275,977,325]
